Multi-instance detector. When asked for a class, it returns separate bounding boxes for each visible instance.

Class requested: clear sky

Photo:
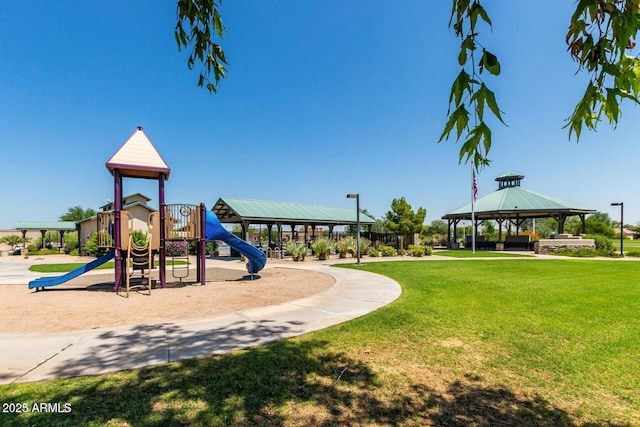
[1,1,638,229]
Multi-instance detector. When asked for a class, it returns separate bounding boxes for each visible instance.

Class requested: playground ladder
[171,240,190,282]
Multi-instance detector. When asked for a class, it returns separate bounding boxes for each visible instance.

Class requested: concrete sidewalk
[0,264,401,385]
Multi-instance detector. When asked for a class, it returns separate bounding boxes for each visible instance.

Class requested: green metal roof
[16,221,77,230]
[212,197,377,225]
[443,186,595,220]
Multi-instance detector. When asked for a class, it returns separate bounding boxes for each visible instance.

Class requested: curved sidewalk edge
[0,264,401,385]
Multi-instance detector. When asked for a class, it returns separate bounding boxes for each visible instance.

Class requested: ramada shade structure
[211,196,377,245]
[15,221,77,250]
[442,173,596,245]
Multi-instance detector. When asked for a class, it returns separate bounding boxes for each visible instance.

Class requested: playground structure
[29,127,266,292]
[96,202,209,292]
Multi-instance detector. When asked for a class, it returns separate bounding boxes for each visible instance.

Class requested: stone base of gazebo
[534,235,595,254]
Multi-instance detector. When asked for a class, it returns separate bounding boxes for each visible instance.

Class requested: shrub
[166,240,188,257]
[369,248,380,257]
[285,240,307,261]
[131,230,148,246]
[588,234,617,257]
[550,247,598,257]
[358,237,372,255]
[626,250,640,257]
[311,238,333,260]
[83,232,109,257]
[335,237,355,258]
[206,241,219,255]
[63,232,79,254]
[380,245,397,257]
[408,245,426,257]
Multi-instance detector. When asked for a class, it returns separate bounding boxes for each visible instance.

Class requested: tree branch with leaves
[175,0,228,93]
[438,0,506,171]
[173,1,640,164]
[440,0,640,168]
[565,0,640,139]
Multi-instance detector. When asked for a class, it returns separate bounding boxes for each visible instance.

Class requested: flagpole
[471,167,476,253]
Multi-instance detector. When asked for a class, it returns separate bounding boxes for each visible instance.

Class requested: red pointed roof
[106,127,170,179]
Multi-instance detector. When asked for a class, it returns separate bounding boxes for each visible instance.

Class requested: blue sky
[1,1,638,229]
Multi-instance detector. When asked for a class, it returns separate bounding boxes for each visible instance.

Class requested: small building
[77,193,156,250]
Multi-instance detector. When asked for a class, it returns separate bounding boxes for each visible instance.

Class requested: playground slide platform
[28,250,115,290]
[205,211,266,274]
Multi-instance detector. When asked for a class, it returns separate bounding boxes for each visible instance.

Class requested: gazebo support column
[267,224,273,247]
[579,214,586,234]
[20,230,27,252]
[496,218,505,241]
[557,214,567,234]
[452,219,461,248]
[276,222,282,248]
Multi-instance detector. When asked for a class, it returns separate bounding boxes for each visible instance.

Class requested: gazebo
[211,196,377,248]
[442,173,596,246]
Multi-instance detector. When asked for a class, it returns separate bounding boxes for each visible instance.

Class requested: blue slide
[28,250,115,290]
[205,210,266,275]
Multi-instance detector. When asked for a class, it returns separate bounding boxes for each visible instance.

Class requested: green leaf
[480,50,501,75]
[476,84,506,124]
[458,35,476,65]
[469,2,492,30]
[459,122,492,167]
[449,70,471,106]
[213,10,224,37]
[439,105,469,142]
[604,88,621,123]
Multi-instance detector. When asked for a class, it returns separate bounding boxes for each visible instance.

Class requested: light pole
[346,193,360,264]
[611,202,624,256]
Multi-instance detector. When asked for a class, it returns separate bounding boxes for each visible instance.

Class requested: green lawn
[433,249,532,258]
[29,259,188,273]
[1,259,638,426]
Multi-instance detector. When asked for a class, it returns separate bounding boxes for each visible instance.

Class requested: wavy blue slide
[28,250,115,290]
[205,210,266,275]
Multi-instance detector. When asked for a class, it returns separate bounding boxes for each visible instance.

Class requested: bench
[504,235,533,250]
[464,236,496,250]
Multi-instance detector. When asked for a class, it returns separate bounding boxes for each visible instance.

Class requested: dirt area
[0,257,335,334]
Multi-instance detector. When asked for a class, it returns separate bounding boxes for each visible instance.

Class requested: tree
[521,218,557,239]
[425,219,448,236]
[567,212,616,237]
[384,197,426,249]
[177,2,640,166]
[60,206,96,222]
[175,0,227,93]
[441,0,640,169]
[0,234,25,248]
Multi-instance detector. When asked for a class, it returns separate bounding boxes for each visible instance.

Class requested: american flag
[472,170,478,202]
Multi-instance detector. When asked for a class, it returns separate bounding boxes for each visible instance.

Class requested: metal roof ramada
[16,221,77,230]
[213,197,377,224]
[443,186,595,220]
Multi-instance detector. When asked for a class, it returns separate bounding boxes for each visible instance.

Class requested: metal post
[611,202,624,256]
[114,169,123,292]
[159,173,166,287]
[346,194,360,264]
